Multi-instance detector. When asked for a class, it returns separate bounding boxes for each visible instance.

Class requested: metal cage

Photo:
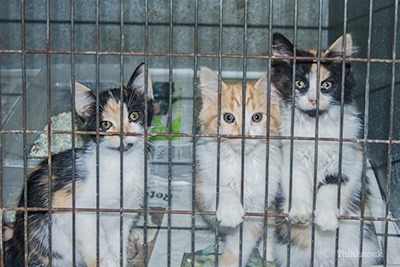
[0,0,399,266]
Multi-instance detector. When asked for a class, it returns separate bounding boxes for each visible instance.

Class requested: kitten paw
[289,201,313,224]
[315,204,339,231]
[217,203,245,228]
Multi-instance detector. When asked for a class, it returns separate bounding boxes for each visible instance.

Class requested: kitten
[271,33,383,266]
[5,62,154,267]
[196,67,281,267]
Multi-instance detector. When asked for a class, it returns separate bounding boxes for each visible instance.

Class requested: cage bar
[190,0,199,266]
[214,0,224,266]
[143,0,150,265]
[167,0,174,266]
[356,0,374,266]
[20,1,29,266]
[384,1,399,265]
[95,0,101,265]
[0,1,399,266]
[238,0,249,265]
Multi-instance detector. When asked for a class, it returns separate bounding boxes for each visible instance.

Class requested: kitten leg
[315,173,356,232]
[281,161,313,224]
[106,214,135,267]
[314,184,340,231]
[77,213,119,267]
[220,219,263,267]
[217,187,245,228]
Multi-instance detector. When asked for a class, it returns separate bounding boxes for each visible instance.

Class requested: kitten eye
[129,111,140,122]
[100,121,113,130]
[223,113,235,123]
[321,81,333,90]
[252,113,263,123]
[295,80,306,90]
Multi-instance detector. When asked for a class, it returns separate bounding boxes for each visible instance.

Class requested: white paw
[217,202,245,228]
[289,201,313,224]
[315,204,339,231]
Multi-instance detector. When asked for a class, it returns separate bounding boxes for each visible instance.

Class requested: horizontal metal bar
[0,18,329,31]
[1,49,399,64]
[2,129,400,144]
[3,206,400,223]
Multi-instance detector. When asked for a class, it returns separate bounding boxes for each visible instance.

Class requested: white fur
[275,103,382,266]
[50,137,145,267]
[197,134,281,266]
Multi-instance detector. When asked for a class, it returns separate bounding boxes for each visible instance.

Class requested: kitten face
[73,62,154,152]
[271,33,356,117]
[199,67,281,150]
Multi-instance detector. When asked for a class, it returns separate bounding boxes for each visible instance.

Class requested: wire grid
[0,0,399,267]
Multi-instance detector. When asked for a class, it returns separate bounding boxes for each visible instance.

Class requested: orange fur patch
[310,63,331,107]
[200,79,281,138]
[220,248,239,266]
[249,223,264,239]
[52,181,84,208]
[102,97,137,146]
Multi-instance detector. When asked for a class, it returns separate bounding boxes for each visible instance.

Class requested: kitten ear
[255,71,279,101]
[325,34,355,58]
[272,33,294,63]
[126,62,154,100]
[200,67,225,106]
[72,82,96,123]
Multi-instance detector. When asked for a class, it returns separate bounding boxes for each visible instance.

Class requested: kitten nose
[309,99,317,106]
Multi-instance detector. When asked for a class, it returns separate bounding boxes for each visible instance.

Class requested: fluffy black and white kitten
[271,33,383,267]
[5,62,153,267]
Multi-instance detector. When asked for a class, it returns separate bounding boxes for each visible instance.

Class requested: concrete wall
[1,0,329,72]
[329,0,400,217]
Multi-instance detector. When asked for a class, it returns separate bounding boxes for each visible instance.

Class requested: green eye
[100,121,113,130]
[295,80,306,89]
[223,113,235,123]
[321,81,333,90]
[252,113,263,123]
[129,111,140,122]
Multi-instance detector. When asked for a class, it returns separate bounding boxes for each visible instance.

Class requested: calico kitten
[5,62,154,267]
[196,67,281,267]
[271,33,383,266]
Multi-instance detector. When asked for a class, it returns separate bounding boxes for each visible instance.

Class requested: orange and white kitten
[196,67,281,267]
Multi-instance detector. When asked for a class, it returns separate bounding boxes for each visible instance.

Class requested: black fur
[323,173,349,186]
[5,62,153,267]
[271,33,356,117]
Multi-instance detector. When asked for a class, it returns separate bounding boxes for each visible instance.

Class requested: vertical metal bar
[70,0,77,265]
[21,1,28,266]
[143,0,149,265]
[167,0,174,266]
[357,1,374,266]
[0,8,3,265]
[190,0,199,265]
[239,1,248,266]
[95,0,101,265]
[215,1,223,265]
[287,0,298,265]
[46,0,53,265]
[384,0,398,265]
[119,0,125,265]
[262,0,273,265]
[310,0,324,265]
[333,0,348,265]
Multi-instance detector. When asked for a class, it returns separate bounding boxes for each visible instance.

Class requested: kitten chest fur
[75,141,144,209]
[197,139,281,212]
[280,105,362,188]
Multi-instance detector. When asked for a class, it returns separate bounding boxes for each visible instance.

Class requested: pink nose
[309,99,317,106]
